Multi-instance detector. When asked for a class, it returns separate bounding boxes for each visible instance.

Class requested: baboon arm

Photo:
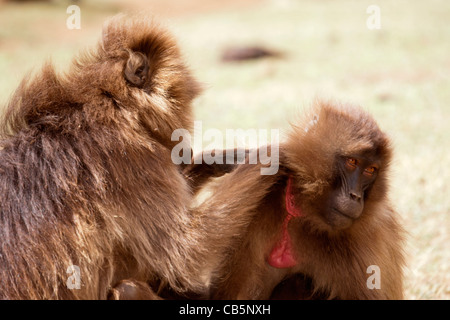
[183,148,252,193]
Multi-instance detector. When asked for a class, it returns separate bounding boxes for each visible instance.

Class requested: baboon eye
[364,166,377,176]
[346,158,357,169]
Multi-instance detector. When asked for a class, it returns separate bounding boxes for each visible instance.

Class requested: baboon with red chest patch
[184,101,406,299]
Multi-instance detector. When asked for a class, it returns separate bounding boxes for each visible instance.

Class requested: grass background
[0,0,448,299]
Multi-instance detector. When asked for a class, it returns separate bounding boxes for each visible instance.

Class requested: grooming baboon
[0,15,275,300]
[185,101,406,299]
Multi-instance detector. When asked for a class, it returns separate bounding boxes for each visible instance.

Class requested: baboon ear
[124,51,149,87]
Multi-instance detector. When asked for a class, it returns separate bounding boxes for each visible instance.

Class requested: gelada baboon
[0,15,274,299]
[185,100,405,299]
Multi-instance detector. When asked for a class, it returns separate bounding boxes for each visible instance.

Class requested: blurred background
[0,0,448,299]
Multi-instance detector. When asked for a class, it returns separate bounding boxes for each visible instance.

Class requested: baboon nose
[349,192,362,201]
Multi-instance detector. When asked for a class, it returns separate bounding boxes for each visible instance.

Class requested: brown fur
[188,101,405,299]
[108,280,162,300]
[0,15,276,300]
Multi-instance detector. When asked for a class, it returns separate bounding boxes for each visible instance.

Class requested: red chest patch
[267,177,302,269]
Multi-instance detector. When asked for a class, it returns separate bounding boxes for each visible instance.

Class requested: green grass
[0,0,449,299]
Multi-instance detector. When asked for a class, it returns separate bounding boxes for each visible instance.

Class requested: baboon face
[285,102,391,232]
[319,152,380,230]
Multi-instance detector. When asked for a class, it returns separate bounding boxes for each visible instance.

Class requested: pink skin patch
[268,177,302,269]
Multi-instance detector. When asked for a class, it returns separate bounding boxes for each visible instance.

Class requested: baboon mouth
[331,207,355,220]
